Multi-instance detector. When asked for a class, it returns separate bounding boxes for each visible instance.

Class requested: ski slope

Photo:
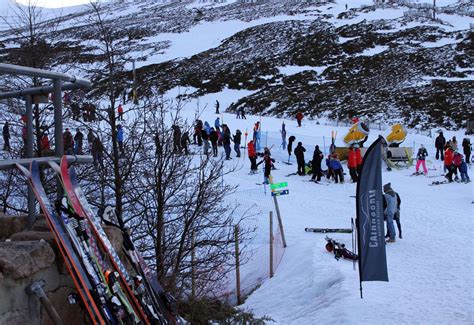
[165,85,474,324]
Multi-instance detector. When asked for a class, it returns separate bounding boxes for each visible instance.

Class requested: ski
[16,162,106,324]
[285,172,298,177]
[407,172,424,177]
[429,180,450,186]
[50,159,147,323]
[305,228,352,233]
[307,180,330,186]
[427,174,445,178]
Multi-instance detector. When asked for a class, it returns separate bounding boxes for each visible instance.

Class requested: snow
[278,65,327,76]
[167,85,474,324]
[358,45,389,56]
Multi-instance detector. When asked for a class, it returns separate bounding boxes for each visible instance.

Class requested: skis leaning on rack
[49,156,180,324]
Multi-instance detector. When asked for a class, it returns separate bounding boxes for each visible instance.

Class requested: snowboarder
[311,145,324,182]
[248,140,257,173]
[117,104,124,121]
[415,144,428,175]
[2,122,10,151]
[257,148,275,184]
[63,128,74,155]
[287,135,296,163]
[233,129,242,158]
[215,100,220,114]
[209,127,219,157]
[92,136,104,168]
[87,129,95,153]
[180,131,190,155]
[117,124,125,155]
[280,122,287,150]
[383,183,397,243]
[462,138,471,164]
[347,144,358,182]
[294,142,306,176]
[296,111,303,127]
[74,128,84,155]
[435,131,446,160]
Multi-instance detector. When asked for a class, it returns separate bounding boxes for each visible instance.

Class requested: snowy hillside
[0,0,472,128]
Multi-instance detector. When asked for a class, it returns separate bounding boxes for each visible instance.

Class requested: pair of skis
[17,157,178,324]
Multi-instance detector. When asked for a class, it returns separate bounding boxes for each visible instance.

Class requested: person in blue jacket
[214,117,221,131]
[117,124,124,155]
[329,153,344,183]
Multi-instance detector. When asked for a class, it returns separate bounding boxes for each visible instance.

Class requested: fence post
[272,196,287,248]
[269,211,274,278]
[191,230,196,299]
[234,225,241,305]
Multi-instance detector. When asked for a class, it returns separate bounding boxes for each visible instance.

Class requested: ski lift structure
[0,63,93,229]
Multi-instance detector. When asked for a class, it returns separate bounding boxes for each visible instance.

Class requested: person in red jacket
[40,133,51,154]
[355,144,363,176]
[444,145,455,182]
[452,151,463,181]
[347,144,358,182]
[296,111,304,127]
[248,140,257,174]
[117,104,124,121]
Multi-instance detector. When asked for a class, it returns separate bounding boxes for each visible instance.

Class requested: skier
[459,157,470,183]
[355,144,363,176]
[236,107,241,119]
[222,125,232,160]
[233,129,242,158]
[214,117,221,131]
[204,121,211,135]
[257,148,275,184]
[453,151,463,181]
[280,122,287,150]
[117,124,125,155]
[253,121,261,152]
[87,129,95,153]
[181,131,190,155]
[215,100,220,114]
[74,128,84,155]
[240,107,246,119]
[287,135,296,163]
[194,119,203,146]
[385,188,402,239]
[117,104,124,121]
[209,127,218,157]
[462,138,471,164]
[172,125,181,153]
[296,111,303,127]
[311,145,323,182]
[294,142,306,176]
[415,144,428,175]
[92,136,104,167]
[201,127,210,155]
[444,145,455,182]
[451,136,458,151]
[248,139,257,173]
[2,122,10,151]
[383,183,397,243]
[329,153,344,183]
[347,144,358,182]
[63,128,74,155]
[435,131,446,160]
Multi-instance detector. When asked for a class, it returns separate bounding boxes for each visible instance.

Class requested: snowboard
[305,228,352,233]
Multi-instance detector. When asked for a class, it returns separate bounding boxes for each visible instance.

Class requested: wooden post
[269,211,274,278]
[234,225,241,305]
[272,196,287,248]
[191,230,196,299]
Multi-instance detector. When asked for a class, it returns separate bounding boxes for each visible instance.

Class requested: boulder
[0,241,55,279]
[10,231,56,248]
[0,214,28,240]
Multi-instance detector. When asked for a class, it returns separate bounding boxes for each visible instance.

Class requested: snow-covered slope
[0,0,472,128]
[170,86,473,324]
